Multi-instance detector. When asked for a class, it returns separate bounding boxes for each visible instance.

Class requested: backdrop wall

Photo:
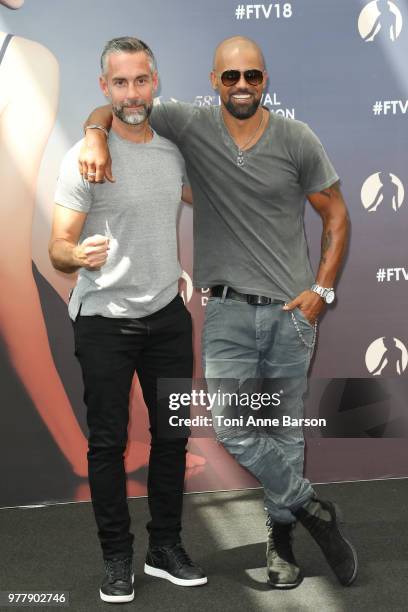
[1,0,407,508]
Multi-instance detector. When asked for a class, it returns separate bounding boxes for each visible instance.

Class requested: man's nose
[235,72,248,89]
[127,82,143,97]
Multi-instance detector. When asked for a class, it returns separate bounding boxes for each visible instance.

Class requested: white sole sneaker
[99,574,135,602]
[144,563,208,586]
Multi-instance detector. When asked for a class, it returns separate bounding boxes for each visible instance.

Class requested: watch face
[325,290,335,304]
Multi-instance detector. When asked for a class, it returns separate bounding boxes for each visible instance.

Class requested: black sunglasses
[217,69,265,87]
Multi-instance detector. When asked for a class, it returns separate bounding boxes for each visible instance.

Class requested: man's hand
[282,290,325,324]
[79,130,114,183]
[74,234,110,270]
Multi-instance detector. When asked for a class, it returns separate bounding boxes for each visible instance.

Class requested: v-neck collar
[215,105,273,161]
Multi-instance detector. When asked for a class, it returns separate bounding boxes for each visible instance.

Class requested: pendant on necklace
[237,150,245,167]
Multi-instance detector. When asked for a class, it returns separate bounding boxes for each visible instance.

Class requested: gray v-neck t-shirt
[55,130,186,319]
[150,103,339,301]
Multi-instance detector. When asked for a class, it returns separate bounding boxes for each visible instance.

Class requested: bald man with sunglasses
[79,36,357,590]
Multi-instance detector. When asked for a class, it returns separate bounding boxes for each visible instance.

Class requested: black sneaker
[100,557,134,603]
[144,543,207,586]
[266,517,303,589]
[295,497,358,586]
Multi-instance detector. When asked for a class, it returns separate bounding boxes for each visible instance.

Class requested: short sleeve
[171,141,190,187]
[176,148,189,187]
[298,124,339,194]
[150,101,196,145]
[54,141,93,213]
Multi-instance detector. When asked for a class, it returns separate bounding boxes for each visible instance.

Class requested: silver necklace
[235,112,265,167]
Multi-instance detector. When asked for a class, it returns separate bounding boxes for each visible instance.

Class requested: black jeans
[73,295,192,560]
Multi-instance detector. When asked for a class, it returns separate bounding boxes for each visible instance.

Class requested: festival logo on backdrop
[365,337,408,375]
[361,171,405,212]
[358,0,403,42]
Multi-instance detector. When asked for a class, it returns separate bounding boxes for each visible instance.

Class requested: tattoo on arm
[320,180,341,199]
[320,229,332,265]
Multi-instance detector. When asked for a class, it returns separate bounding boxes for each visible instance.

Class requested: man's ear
[210,71,218,91]
[99,75,110,99]
[263,70,269,91]
[152,70,159,93]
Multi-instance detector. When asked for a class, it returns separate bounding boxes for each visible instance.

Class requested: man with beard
[49,37,207,604]
[79,36,358,590]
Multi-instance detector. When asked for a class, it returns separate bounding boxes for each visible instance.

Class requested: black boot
[266,517,303,589]
[295,497,358,586]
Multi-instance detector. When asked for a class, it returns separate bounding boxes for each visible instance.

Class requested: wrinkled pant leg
[202,299,313,524]
[73,315,136,559]
[136,296,193,546]
[259,306,318,521]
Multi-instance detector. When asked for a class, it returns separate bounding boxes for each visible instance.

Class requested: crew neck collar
[110,125,156,145]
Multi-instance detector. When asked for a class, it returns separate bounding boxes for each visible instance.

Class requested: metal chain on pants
[288,309,318,351]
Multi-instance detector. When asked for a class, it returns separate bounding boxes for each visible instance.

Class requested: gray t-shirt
[150,103,339,301]
[55,130,186,319]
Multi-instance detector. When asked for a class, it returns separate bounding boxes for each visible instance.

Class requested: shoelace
[105,558,132,582]
[266,517,294,539]
[167,544,194,568]
[266,520,295,560]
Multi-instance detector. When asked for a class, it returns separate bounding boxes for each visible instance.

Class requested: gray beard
[112,102,152,125]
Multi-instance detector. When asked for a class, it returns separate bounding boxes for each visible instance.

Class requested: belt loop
[221,285,228,303]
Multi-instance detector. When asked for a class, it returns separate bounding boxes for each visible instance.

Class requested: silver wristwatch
[311,283,335,304]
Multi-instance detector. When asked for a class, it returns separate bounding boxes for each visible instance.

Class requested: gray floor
[0,479,407,612]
